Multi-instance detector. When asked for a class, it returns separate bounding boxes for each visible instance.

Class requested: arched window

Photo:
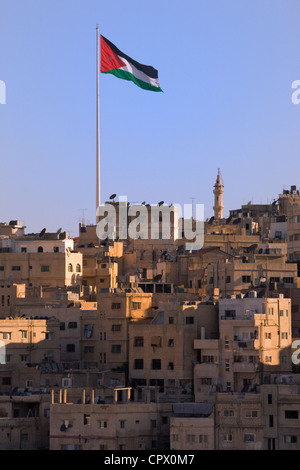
[38,246,43,253]
[68,263,73,272]
[76,264,81,273]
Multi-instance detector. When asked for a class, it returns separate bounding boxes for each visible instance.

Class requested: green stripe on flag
[103,69,163,92]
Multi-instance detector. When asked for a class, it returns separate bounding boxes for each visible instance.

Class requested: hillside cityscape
[0,170,299,451]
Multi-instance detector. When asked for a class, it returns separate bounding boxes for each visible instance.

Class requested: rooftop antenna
[109,194,117,202]
[79,209,87,225]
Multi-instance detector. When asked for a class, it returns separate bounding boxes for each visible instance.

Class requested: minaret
[213,168,224,219]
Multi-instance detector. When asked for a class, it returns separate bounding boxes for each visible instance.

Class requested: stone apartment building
[128,301,218,401]
[0,231,83,288]
[194,293,292,401]
[49,386,171,451]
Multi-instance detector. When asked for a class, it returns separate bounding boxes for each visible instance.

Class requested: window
[53,247,59,253]
[168,362,174,370]
[134,336,144,347]
[0,267,3,271]
[285,410,298,419]
[99,331,106,341]
[223,433,232,442]
[282,332,288,340]
[66,344,75,353]
[21,331,27,339]
[76,264,81,273]
[84,414,91,425]
[225,339,229,349]
[12,266,21,271]
[225,361,230,372]
[37,246,43,253]
[246,410,259,418]
[68,322,77,329]
[84,346,94,354]
[202,355,215,363]
[224,409,234,417]
[242,275,251,283]
[162,416,168,425]
[226,276,231,283]
[186,316,194,324]
[41,265,50,272]
[199,435,208,444]
[265,332,272,339]
[280,310,288,317]
[68,263,73,272]
[21,247,27,253]
[197,279,202,288]
[2,377,11,385]
[112,302,121,310]
[244,434,256,442]
[151,420,157,428]
[99,420,107,428]
[152,359,161,370]
[60,322,65,330]
[265,356,272,363]
[1,296,4,307]
[283,277,294,284]
[112,324,121,332]
[120,420,125,429]
[132,302,141,310]
[200,378,212,385]
[268,394,272,405]
[186,434,195,443]
[111,344,121,354]
[20,355,28,362]
[134,359,144,369]
[268,308,274,315]
[3,332,11,340]
[169,316,174,324]
[284,435,297,443]
[172,434,179,442]
[168,339,174,347]
[269,415,274,427]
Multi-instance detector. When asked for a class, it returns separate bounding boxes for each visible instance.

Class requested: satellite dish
[39,228,46,238]
[7,274,14,282]
[153,274,162,282]
[141,202,145,205]
[56,228,62,235]
[158,201,164,206]
[109,194,117,200]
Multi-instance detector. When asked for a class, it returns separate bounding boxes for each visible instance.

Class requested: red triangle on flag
[100,36,126,73]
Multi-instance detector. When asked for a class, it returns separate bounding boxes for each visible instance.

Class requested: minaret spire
[213,168,224,219]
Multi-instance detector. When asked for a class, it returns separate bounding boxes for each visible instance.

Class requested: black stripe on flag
[101,36,159,80]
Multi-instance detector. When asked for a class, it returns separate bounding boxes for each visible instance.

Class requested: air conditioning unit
[62,378,71,388]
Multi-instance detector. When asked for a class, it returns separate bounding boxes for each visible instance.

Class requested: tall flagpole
[96,25,100,223]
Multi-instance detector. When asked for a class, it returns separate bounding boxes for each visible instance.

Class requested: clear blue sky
[1,0,300,237]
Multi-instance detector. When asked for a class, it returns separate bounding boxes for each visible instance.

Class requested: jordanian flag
[100,35,163,92]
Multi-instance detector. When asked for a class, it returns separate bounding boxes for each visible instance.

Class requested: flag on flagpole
[100,35,163,92]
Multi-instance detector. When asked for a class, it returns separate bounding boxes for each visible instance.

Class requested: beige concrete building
[0,316,61,366]
[206,254,297,298]
[194,293,292,401]
[170,402,214,450]
[129,301,218,401]
[49,386,171,450]
[0,392,50,450]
